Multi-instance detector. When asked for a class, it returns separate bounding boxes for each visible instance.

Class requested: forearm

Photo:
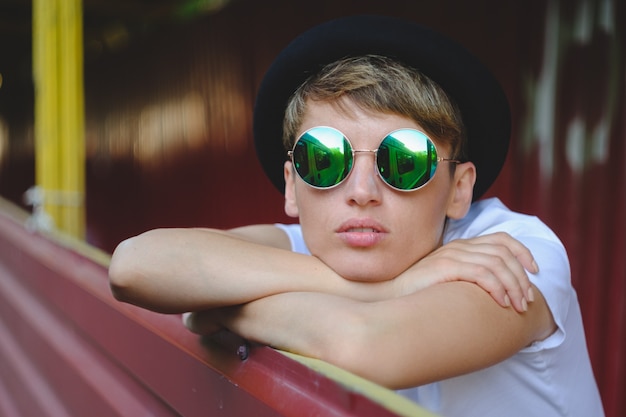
[212,292,363,364]
[108,227,386,313]
[211,291,429,388]
[209,282,554,389]
[213,292,426,388]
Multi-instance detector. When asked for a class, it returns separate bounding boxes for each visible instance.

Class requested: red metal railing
[0,199,434,417]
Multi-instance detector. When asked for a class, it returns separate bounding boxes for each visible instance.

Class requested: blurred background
[0,0,623,416]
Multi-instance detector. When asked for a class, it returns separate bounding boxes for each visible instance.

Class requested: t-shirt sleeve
[515,234,571,352]
[274,223,311,255]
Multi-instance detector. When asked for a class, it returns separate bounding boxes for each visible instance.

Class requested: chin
[315,250,410,282]
[332,263,398,283]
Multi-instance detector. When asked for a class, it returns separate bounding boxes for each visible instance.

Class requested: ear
[446,162,476,220]
[284,161,300,218]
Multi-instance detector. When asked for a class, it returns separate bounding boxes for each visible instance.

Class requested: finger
[475,232,539,274]
[476,235,537,309]
[451,235,536,308]
[183,311,222,334]
[435,245,530,313]
[469,257,528,313]
[426,253,515,310]
[469,244,531,313]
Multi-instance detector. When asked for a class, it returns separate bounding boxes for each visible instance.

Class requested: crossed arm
[109,225,556,388]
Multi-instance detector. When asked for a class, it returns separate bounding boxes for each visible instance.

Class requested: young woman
[109,15,604,417]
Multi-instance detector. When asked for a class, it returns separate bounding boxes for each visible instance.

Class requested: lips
[345,227,378,233]
[336,219,388,247]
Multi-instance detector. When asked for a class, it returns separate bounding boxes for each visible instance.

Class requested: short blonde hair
[283,55,467,160]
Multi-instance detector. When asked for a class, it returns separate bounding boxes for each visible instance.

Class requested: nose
[344,151,383,206]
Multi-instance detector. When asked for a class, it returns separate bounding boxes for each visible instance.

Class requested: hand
[182,310,223,335]
[393,232,538,313]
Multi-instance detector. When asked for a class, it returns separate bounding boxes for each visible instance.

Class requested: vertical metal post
[33,0,60,224]
[58,0,85,238]
[32,0,85,239]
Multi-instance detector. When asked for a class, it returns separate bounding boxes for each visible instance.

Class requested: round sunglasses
[288,126,460,191]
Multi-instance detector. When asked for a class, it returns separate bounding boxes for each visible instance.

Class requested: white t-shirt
[275,198,604,417]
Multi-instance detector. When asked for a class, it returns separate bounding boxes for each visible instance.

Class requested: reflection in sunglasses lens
[292,127,439,191]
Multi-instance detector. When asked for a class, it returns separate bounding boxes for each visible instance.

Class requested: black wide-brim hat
[253,15,511,201]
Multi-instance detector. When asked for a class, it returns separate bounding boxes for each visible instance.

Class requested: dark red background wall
[0,0,623,415]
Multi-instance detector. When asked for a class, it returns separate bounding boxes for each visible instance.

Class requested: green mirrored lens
[377,130,437,190]
[293,127,352,188]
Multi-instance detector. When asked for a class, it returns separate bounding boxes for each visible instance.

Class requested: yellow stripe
[279,351,440,417]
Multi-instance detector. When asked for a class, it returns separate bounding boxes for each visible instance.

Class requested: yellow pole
[33,0,60,224]
[58,0,85,238]
[33,0,85,239]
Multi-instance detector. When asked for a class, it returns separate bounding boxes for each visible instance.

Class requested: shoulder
[445,198,560,244]
[446,199,567,271]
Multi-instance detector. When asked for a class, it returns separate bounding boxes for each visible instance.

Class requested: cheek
[394,194,450,249]
[295,193,323,229]
[295,192,337,251]
[286,184,330,233]
[401,216,444,252]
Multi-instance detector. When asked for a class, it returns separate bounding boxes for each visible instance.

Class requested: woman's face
[283,98,474,282]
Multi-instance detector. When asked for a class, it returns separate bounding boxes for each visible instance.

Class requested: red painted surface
[0,208,419,417]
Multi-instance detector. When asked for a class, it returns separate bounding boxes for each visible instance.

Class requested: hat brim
[253,15,510,201]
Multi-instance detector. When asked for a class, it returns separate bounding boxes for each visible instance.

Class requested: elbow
[108,230,187,314]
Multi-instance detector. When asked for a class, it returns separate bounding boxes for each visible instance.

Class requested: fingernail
[504,294,511,307]
[527,287,535,303]
[522,298,528,312]
[531,260,539,273]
